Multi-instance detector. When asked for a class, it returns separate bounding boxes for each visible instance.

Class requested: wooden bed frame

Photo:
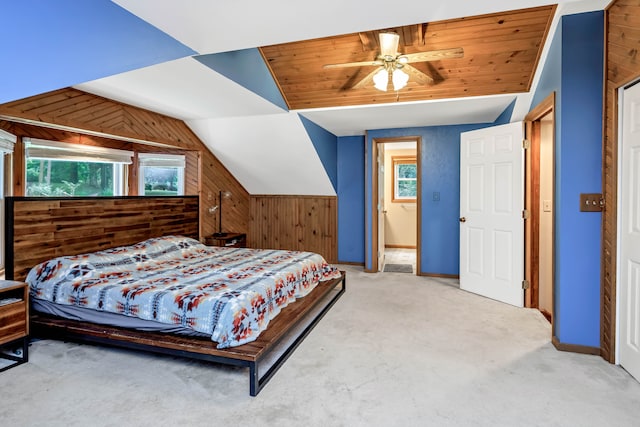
[4,196,346,396]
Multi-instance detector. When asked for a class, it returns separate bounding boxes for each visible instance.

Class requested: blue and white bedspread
[26,235,342,348]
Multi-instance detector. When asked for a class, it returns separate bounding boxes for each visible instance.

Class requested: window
[138,153,185,196]
[392,156,417,202]
[24,138,131,197]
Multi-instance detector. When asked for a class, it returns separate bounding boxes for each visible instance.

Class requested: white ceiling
[298,95,518,137]
[73,0,609,195]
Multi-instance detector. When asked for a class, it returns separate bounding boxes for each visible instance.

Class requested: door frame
[524,92,556,327]
[370,136,422,274]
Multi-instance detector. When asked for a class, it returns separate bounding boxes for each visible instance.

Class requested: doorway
[524,93,556,325]
[370,136,421,275]
[457,95,555,311]
[383,141,418,273]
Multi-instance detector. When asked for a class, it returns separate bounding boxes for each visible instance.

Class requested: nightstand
[205,232,247,248]
[0,280,29,372]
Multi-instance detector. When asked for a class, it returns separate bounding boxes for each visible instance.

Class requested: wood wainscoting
[249,195,337,263]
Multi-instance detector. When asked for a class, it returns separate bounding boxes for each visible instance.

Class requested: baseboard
[419,272,460,279]
[385,244,416,249]
[540,308,552,324]
[552,336,600,355]
[337,261,365,266]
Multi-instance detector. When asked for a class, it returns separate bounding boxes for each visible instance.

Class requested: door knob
[459,217,466,223]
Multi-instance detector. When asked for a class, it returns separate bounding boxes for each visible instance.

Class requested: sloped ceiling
[3,0,610,196]
[188,113,336,195]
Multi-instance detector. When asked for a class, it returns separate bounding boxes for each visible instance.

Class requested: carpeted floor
[1,265,639,426]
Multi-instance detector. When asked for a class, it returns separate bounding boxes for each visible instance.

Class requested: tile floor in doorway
[384,248,416,273]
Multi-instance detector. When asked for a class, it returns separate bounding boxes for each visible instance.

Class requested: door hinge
[522,139,531,149]
[522,209,530,219]
[522,279,530,290]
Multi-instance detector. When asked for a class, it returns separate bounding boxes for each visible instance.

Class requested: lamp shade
[373,69,388,91]
[392,68,409,91]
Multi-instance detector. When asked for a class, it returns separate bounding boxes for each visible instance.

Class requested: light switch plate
[580,193,603,212]
[543,200,552,212]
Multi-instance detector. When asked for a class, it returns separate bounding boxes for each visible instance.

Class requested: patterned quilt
[26,236,342,348]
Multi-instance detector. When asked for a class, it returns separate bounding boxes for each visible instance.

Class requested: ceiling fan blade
[323,60,384,69]
[352,68,383,90]
[401,47,464,63]
[379,32,400,57]
[402,64,434,85]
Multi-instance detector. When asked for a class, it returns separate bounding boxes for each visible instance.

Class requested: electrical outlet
[580,193,603,212]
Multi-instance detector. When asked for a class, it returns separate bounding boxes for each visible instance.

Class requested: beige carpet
[1,265,639,426]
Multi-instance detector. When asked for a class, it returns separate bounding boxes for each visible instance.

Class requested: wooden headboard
[5,196,199,281]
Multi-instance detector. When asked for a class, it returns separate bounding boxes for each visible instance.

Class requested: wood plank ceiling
[260,5,556,110]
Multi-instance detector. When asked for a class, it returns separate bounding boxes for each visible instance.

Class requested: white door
[460,122,524,307]
[619,82,640,381]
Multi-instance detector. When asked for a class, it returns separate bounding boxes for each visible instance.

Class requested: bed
[4,196,346,395]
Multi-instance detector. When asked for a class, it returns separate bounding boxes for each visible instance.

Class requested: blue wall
[531,22,562,111]
[299,116,338,192]
[559,12,604,347]
[337,136,366,263]
[195,48,288,111]
[1,0,195,104]
[529,11,603,348]
[363,120,510,274]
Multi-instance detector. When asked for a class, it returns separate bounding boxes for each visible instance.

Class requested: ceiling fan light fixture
[373,68,389,91]
[392,68,409,91]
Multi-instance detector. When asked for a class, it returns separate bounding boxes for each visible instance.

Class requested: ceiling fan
[323,32,464,92]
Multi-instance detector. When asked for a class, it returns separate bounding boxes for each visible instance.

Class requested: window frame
[392,156,417,203]
[23,138,131,197]
[137,153,186,196]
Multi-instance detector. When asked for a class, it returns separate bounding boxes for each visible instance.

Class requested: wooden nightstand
[0,280,29,372]
[205,232,247,248]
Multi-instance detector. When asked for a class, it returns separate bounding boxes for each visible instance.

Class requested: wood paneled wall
[602,0,640,362]
[249,195,337,263]
[0,88,250,239]
[260,6,556,109]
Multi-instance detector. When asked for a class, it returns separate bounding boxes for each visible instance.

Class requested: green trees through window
[24,140,185,198]
[393,157,417,201]
[142,167,179,196]
[26,160,115,196]
[396,163,417,197]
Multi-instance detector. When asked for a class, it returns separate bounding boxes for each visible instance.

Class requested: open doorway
[383,141,418,273]
[371,136,421,275]
[524,93,556,325]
